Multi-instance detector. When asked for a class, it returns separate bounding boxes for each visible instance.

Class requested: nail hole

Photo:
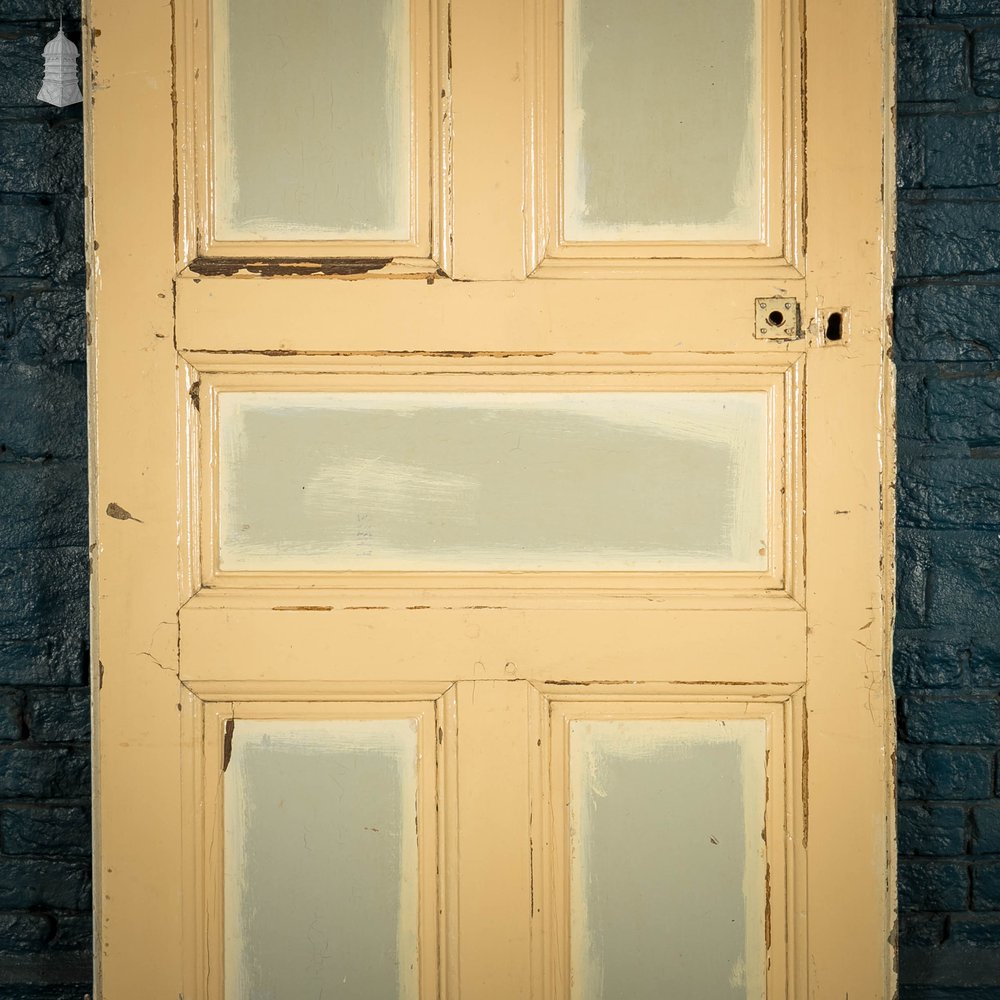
[826,311,844,341]
[766,310,785,328]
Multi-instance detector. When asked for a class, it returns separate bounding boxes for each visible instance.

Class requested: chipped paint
[105,502,142,523]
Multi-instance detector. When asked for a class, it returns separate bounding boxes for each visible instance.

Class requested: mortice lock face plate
[754,297,802,341]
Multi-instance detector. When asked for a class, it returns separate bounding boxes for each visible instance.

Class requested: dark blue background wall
[0,0,998,997]
[0,1,91,998]
[897,0,1000,996]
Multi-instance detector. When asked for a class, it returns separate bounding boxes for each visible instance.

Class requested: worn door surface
[87,0,896,997]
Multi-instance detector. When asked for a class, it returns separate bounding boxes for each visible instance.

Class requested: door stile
[87,0,185,996]
[800,0,896,995]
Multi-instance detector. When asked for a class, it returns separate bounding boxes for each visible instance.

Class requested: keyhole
[766,309,785,328]
[826,311,844,341]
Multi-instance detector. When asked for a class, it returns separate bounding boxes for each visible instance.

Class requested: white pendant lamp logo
[37,18,83,108]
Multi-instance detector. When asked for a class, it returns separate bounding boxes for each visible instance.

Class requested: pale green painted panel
[224,719,420,1000]
[564,0,762,241]
[217,391,769,571]
[569,718,767,1000]
[213,0,410,240]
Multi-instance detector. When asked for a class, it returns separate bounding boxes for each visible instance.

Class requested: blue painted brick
[0,363,86,459]
[901,913,947,947]
[925,114,1000,188]
[898,459,1000,530]
[49,913,89,953]
[896,531,931,628]
[972,803,1000,853]
[900,859,970,910]
[899,25,971,103]
[896,368,929,441]
[928,373,1000,445]
[894,284,1000,363]
[897,114,1000,190]
[0,123,83,198]
[905,697,1000,745]
[970,642,1000,688]
[0,640,86,688]
[0,986,94,1000]
[939,1,1000,13]
[895,636,966,689]
[0,202,59,280]
[0,859,88,912]
[973,860,1000,908]
[924,534,1000,629]
[0,549,87,635]
[0,748,87,800]
[900,803,969,854]
[0,914,53,956]
[24,690,88,743]
[47,197,84,286]
[900,0,935,14]
[0,807,89,857]
[950,914,1000,946]
[0,3,79,20]
[0,31,56,109]
[898,746,995,800]
[10,290,87,364]
[0,693,23,743]
[0,464,87,550]
[898,200,1000,278]
[973,28,1000,98]
[899,114,926,189]
[0,295,10,343]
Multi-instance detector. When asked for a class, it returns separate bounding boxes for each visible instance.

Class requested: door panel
[197,359,801,595]
[185,694,448,1000]
[88,0,895,998]
[562,0,763,244]
[224,718,422,999]
[532,690,801,1000]
[534,0,800,269]
[181,0,445,263]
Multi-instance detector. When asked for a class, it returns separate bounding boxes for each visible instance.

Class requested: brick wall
[897,0,1000,996]
[0,1,91,998]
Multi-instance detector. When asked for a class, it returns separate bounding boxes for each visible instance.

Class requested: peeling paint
[105,502,142,523]
[187,257,393,278]
[222,718,235,772]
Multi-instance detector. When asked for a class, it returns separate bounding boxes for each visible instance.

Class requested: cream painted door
[86,0,895,998]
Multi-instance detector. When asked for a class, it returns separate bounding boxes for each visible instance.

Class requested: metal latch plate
[754,297,802,341]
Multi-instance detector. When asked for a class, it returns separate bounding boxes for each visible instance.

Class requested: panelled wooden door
[87,0,896,997]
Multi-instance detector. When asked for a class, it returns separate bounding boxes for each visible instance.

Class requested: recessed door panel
[563,0,762,243]
[212,0,411,242]
[568,718,766,999]
[224,718,420,999]
[535,691,798,1000]
[214,389,771,574]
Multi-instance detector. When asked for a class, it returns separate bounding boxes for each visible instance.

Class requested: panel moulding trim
[181,691,454,1000]
[527,683,806,1000]
[183,357,804,600]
